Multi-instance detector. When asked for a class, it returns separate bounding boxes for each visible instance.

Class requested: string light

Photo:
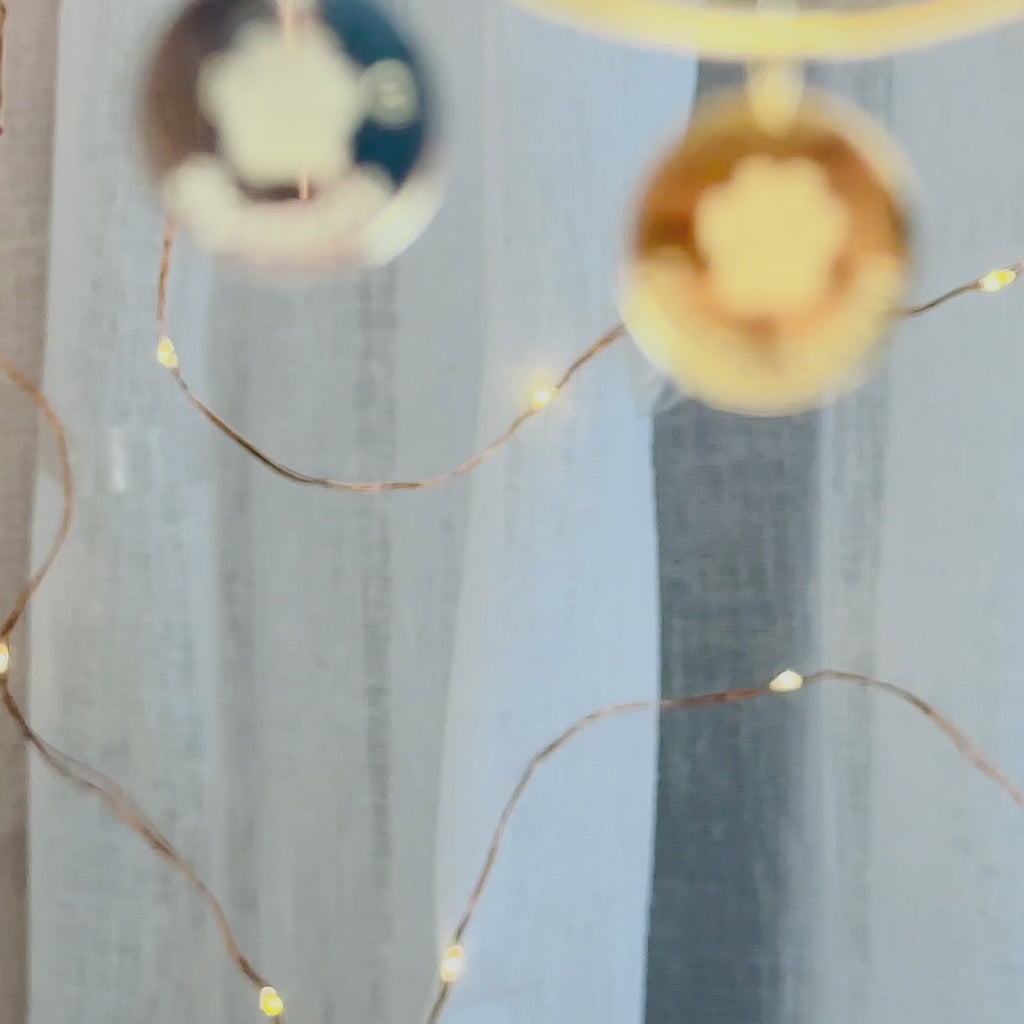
[6,233,1020,1019]
[3,172,1024,1024]
[156,337,178,370]
[0,350,274,1000]
[902,261,1024,316]
[0,641,9,677]
[980,266,1019,293]
[154,219,621,493]
[3,351,1024,1024]
[418,668,1024,1024]
[439,944,465,984]
[769,669,804,693]
[154,219,1024,492]
[530,386,557,411]
[0,351,73,645]
[259,986,285,1018]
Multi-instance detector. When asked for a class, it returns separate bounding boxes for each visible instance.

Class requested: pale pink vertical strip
[0,1,61,1019]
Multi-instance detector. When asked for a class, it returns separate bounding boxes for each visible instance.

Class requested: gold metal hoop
[512,0,1024,61]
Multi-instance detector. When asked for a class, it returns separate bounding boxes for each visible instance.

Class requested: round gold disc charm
[620,87,913,416]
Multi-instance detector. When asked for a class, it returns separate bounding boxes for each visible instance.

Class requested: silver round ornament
[141,0,442,271]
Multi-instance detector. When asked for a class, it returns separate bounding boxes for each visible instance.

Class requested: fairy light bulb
[769,669,804,694]
[530,387,556,411]
[156,337,179,370]
[259,987,285,1018]
[0,642,9,676]
[979,267,1017,293]
[439,944,465,983]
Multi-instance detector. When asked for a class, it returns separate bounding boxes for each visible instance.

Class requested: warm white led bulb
[980,268,1017,293]
[259,986,285,1018]
[769,669,804,693]
[0,642,9,676]
[440,944,465,983]
[156,337,179,370]
[530,387,557,411]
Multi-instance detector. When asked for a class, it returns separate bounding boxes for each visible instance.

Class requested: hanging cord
[155,215,1023,495]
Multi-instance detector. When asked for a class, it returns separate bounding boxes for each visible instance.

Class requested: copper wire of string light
[0,354,274,999]
[421,667,1024,1024]
[0,384,1021,1024]
[167,322,623,493]
[901,262,1023,316]
[1,358,1022,1004]
[155,219,625,493]
[0,352,73,641]
[0,384,1020,1021]
[154,214,1023,493]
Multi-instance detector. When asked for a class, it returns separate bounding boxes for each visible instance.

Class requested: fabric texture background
[4,3,1024,1024]
[10,2,691,1023]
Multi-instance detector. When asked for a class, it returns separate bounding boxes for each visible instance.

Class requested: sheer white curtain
[27,4,1024,1024]
[21,3,693,1024]
[812,30,1024,1024]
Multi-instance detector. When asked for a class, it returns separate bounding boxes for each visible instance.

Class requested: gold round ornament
[620,84,913,416]
[511,0,1024,62]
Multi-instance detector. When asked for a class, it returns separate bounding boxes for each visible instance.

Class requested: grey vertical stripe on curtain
[646,361,820,1021]
[645,58,894,1024]
[0,3,60,1019]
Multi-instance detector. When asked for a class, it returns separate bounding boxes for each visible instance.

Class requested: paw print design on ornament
[620,87,913,416]
[695,155,852,321]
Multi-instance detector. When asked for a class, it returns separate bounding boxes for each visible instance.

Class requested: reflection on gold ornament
[621,86,912,416]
